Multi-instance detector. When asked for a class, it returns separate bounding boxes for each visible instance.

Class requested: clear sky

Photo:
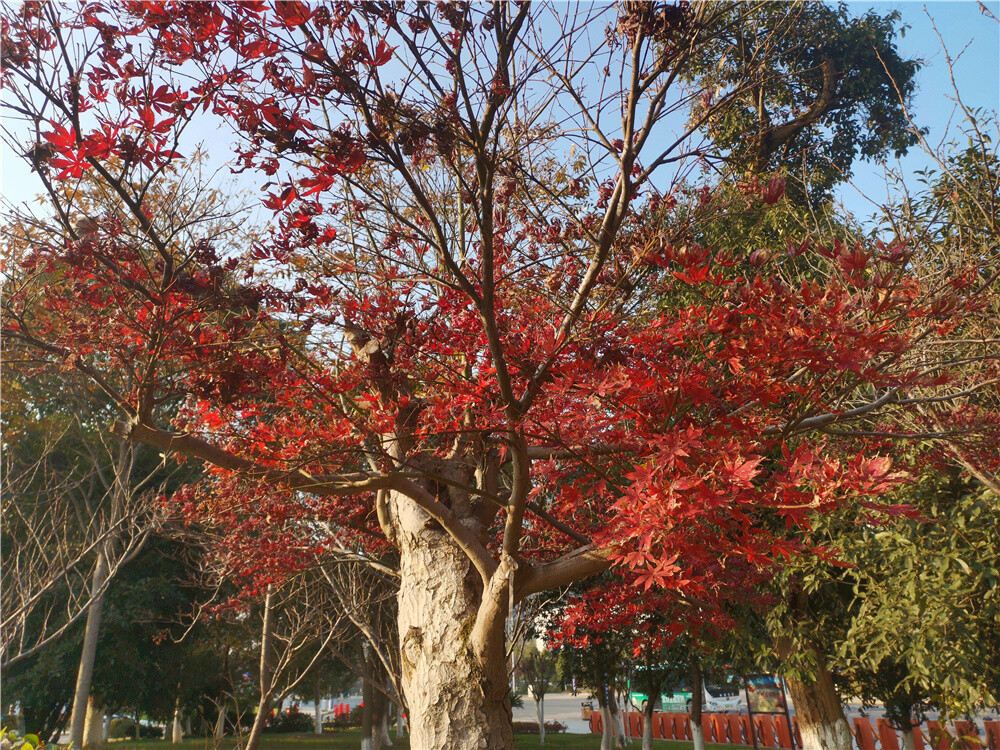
[835,1,1000,221]
[2,2,998,227]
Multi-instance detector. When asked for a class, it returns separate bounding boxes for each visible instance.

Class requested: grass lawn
[110,732,734,749]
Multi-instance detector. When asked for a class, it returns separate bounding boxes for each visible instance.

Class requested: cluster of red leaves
[4,1,993,607]
[548,568,756,659]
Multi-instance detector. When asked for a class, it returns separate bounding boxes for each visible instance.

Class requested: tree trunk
[611,696,626,748]
[783,667,851,750]
[642,697,656,750]
[82,696,106,750]
[597,684,626,750]
[370,661,392,750]
[214,702,228,740]
[902,729,916,750]
[599,701,616,750]
[362,642,375,750]
[68,549,110,749]
[134,709,141,742]
[691,660,706,750]
[379,706,393,748]
[313,676,323,735]
[170,695,184,744]
[393,488,513,750]
[245,586,276,750]
[395,700,406,740]
[534,696,545,745]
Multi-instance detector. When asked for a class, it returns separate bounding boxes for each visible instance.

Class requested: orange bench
[774,716,795,749]
[926,720,954,750]
[984,721,1000,750]
[589,710,602,734]
[852,717,878,750]
[954,720,983,750]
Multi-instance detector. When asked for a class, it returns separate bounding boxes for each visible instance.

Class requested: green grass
[109,731,731,749]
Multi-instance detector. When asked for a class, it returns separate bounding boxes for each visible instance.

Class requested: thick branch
[112,421,391,496]
[514,545,613,601]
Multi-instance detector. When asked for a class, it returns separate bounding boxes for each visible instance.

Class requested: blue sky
[2,2,997,226]
[835,1,1000,221]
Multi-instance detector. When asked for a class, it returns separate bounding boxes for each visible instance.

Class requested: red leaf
[761,175,785,204]
[263,186,297,211]
[371,39,396,67]
[274,1,313,27]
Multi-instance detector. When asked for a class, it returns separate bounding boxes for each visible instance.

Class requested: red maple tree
[2,3,993,748]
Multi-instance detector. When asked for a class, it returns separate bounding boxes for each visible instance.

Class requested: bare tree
[232,571,349,750]
[0,420,162,667]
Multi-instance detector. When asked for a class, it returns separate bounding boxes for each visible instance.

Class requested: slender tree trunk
[214,702,228,740]
[134,709,141,742]
[82,696,106,750]
[370,659,392,750]
[599,699,615,750]
[362,642,375,750]
[378,706,393,748]
[691,661,706,750]
[611,694,626,748]
[313,675,323,735]
[393,488,513,750]
[783,667,851,750]
[395,700,406,740]
[68,549,110,749]
[245,586,276,750]
[642,697,656,750]
[597,684,625,750]
[170,694,184,744]
[902,729,916,750]
[534,696,545,745]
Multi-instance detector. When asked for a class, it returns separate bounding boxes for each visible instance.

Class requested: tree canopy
[1,3,996,748]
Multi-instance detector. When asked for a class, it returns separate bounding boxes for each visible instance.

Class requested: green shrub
[511,720,568,735]
[264,705,314,734]
[1,728,72,750]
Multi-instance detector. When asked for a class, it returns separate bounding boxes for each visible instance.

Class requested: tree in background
[519,642,557,745]
[685,1,921,202]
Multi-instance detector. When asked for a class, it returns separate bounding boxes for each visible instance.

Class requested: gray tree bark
[534,696,545,745]
[245,586,276,750]
[68,549,109,749]
[170,694,183,744]
[214,702,228,740]
[690,661,706,750]
[393,485,513,750]
[82,696,106,750]
[362,642,374,750]
[313,676,323,735]
[783,667,852,750]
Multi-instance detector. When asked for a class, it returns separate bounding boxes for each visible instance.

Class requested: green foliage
[836,476,1000,716]
[263,706,314,734]
[520,643,557,700]
[509,688,524,710]
[510,721,568,735]
[0,728,69,750]
[687,1,922,202]
[107,719,163,741]
[768,469,999,717]
[0,623,82,743]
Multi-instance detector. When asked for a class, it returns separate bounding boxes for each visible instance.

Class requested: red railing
[587,712,993,750]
